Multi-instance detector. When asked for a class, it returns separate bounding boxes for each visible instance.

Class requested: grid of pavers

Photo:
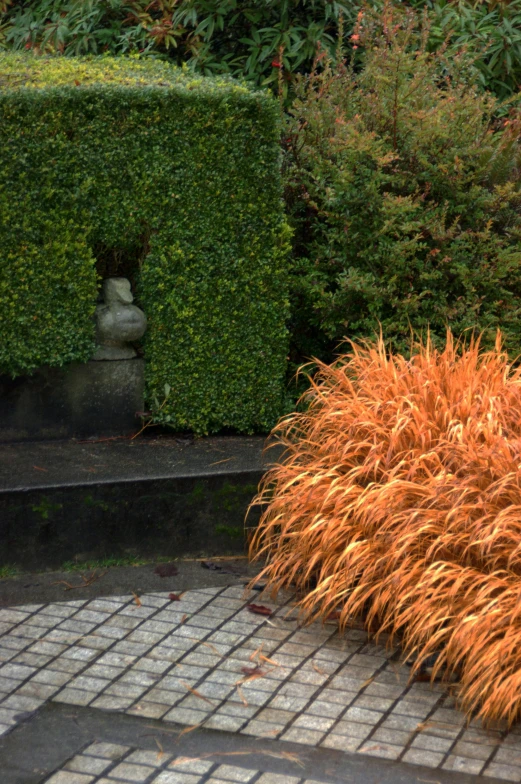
[1,585,521,780]
[45,746,311,784]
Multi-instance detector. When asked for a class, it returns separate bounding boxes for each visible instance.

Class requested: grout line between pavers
[480,741,503,777]
[37,594,148,703]
[392,685,447,763]
[245,625,365,740]
[196,598,323,732]
[50,588,227,708]
[320,646,403,750]
[114,587,263,713]
[0,597,127,716]
[121,588,299,720]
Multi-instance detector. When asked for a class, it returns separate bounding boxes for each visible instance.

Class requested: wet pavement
[0,570,520,784]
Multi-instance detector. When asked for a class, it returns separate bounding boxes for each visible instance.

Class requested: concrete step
[0,436,280,571]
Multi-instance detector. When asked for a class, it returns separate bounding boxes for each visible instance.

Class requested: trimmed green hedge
[0,54,289,433]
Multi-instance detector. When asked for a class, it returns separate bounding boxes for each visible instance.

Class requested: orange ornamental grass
[249,332,521,726]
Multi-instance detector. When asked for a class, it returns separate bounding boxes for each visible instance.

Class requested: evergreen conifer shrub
[284,7,521,367]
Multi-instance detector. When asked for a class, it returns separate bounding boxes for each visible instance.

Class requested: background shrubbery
[0,54,289,434]
[284,7,521,371]
[3,1,521,102]
[0,0,353,98]
[3,2,521,428]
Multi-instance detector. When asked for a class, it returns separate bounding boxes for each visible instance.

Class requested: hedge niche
[0,54,289,434]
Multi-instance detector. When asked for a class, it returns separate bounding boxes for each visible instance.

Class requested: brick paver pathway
[1,585,520,782]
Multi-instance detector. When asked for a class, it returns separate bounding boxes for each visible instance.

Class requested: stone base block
[0,359,144,442]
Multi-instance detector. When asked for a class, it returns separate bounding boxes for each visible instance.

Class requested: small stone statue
[92,278,147,361]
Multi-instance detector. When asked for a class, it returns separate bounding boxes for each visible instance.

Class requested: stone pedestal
[0,359,144,442]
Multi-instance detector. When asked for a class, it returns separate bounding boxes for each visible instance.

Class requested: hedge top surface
[0,52,253,96]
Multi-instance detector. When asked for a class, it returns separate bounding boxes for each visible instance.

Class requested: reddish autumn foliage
[250,332,521,726]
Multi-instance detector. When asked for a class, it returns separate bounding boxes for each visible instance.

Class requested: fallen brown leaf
[249,644,263,662]
[236,684,248,706]
[241,666,264,676]
[154,563,178,577]
[247,604,273,617]
[51,570,106,591]
[259,653,280,666]
[181,681,214,705]
[177,723,203,738]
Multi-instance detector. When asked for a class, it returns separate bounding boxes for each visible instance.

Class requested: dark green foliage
[3,1,521,103]
[284,7,521,364]
[0,0,353,98]
[413,0,521,101]
[0,54,289,434]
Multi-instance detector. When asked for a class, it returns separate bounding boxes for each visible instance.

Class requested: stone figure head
[103,278,134,306]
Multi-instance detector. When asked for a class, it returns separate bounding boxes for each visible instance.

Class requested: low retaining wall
[0,436,279,571]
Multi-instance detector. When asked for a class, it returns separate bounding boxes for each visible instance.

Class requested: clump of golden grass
[250,332,521,726]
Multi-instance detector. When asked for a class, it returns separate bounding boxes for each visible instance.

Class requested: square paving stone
[17,682,59,700]
[127,702,171,719]
[372,728,411,746]
[46,773,94,784]
[216,701,257,718]
[241,720,282,737]
[484,764,521,781]
[391,700,433,719]
[32,670,72,687]
[354,695,395,712]
[453,741,495,761]
[321,735,361,752]
[443,755,485,774]
[154,772,204,784]
[82,744,130,759]
[306,700,346,719]
[65,755,113,775]
[358,741,403,760]
[292,715,335,732]
[107,762,156,781]
[169,759,212,774]
[204,715,245,732]
[92,695,136,711]
[402,748,444,767]
[411,734,453,753]
[343,706,383,725]
[334,720,374,740]
[497,748,521,766]
[164,706,210,724]
[280,727,325,745]
[256,708,296,725]
[53,688,96,706]
[256,773,300,784]
[213,765,257,781]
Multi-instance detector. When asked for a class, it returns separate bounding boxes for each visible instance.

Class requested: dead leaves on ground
[51,570,106,591]
[171,750,304,767]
